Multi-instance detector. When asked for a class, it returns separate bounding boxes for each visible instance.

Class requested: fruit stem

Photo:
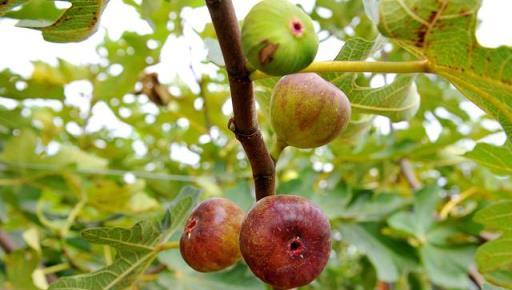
[156,241,180,252]
[250,60,431,80]
[270,137,288,163]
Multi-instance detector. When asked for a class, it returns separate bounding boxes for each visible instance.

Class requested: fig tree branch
[205,0,276,200]
[251,60,431,80]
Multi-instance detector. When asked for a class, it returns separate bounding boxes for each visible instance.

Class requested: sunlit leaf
[378,0,512,137]
[0,0,29,16]
[18,0,109,42]
[475,201,512,231]
[325,37,420,122]
[476,232,512,273]
[465,142,512,176]
[48,186,200,290]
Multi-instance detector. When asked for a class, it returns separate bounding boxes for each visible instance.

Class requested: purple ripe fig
[239,195,331,289]
[180,198,245,272]
[270,73,351,149]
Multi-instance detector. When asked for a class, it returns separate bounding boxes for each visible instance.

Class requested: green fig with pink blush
[241,0,318,76]
[270,73,351,149]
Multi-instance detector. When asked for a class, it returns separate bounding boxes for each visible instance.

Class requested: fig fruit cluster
[180,195,331,289]
[242,0,318,76]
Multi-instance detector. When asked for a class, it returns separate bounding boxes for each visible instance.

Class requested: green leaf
[317,185,410,222]
[483,283,507,290]
[388,186,441,240]
[421,244,475,289]
[475,201,512,231]
[5,249,40,290]
[0,0,29,16]
[86,179,154,214]
[48,186,200,290]
[93,32,163,100]
[482,283,505,290]
[0,129,39,164]
[476,232,512,273]
[378,0,512,138]
[163,186,201,239]
[158,251,263,290]
[81,220,161,251]
[49,220,161,290]
[484,270,512,289]
[47,145,108,170]
[2,0,62,21]
[413,186,442,236]
[0,69,65,100]
[324,38,420,122]
[340,223,418,282]
[465,143,512,176]
[18,0,109,42]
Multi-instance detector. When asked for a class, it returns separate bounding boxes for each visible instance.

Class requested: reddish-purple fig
[180,198,245,272]
[270,73,351,149]
[239,195,331,289]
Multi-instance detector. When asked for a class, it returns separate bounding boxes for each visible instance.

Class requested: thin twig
[0,230,16,253]
[399,159,421,190]
[205,0,275,200]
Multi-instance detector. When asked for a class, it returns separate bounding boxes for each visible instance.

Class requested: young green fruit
[180,198,245,272]
[270,73,351,148]
[239,195,331,289]
[241,0,318,76]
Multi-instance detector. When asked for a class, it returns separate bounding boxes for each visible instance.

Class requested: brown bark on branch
[205,0,275,200]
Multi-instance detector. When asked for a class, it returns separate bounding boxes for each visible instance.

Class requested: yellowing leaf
[22,228,41,253]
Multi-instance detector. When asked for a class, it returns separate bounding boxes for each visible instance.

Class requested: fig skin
[241,0,318,76]
[180,198,245,272]
[239,195,331,289]
[270,73,351,148]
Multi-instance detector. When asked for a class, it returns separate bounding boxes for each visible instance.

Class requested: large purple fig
[239,195,331,289]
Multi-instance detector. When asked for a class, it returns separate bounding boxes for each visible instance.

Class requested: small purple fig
[239,195,331,289]
[180,198,245,272]
[270,73,351,148]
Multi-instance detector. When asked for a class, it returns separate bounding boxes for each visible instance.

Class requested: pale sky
[0,0,509,160]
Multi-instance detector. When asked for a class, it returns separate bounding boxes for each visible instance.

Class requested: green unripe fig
[270,73,351,149]
[241,0,318,76]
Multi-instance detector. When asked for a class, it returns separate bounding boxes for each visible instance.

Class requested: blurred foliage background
[0,0,511,289]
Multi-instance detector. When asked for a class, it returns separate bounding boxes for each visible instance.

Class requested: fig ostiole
[241,0,318,76]
[179,198,245,272]
[270,73,352,149]
[239,195,331,289]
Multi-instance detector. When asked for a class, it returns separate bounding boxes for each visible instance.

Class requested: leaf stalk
[251,60,431,80]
